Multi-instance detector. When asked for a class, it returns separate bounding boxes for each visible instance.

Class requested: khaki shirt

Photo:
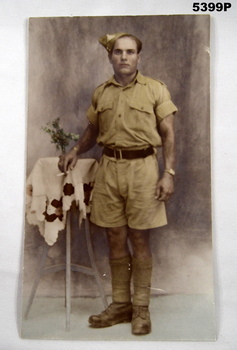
[87,71,178,149]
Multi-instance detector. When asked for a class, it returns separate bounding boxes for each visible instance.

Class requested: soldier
[58,32,178,335]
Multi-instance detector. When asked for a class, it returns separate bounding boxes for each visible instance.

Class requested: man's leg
[88,226,133,327]
[106,225,130,260]
[128,228,152,335]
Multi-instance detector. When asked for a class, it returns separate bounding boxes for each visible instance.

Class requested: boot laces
[133,306,149,319]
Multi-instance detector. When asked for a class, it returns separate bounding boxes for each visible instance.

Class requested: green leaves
[41,117,79,154]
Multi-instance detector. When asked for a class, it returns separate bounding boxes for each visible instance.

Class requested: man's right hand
[58,148,78,174]
[57,122,98,174]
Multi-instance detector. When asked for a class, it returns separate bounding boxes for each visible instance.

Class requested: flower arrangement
[41,117,79,154]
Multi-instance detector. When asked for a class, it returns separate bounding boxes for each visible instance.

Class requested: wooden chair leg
[25,212,107,328]
[24,242,49,319]
[65,211,71,331]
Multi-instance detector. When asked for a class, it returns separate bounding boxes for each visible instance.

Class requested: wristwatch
[165,168,175,176]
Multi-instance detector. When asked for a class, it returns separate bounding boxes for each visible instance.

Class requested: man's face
[109,37,140,79]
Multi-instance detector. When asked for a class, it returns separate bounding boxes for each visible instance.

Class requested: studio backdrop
[21,15,215,341]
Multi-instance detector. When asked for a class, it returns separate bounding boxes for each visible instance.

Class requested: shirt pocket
[97,102,113,134]
[129,99,156,130]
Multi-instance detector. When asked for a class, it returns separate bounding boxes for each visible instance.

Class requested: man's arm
[58,122,98,173]
[156,113,175,201]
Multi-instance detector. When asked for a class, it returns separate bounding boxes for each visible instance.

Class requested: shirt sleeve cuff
[156,100,178,122]
[86,105,98,126]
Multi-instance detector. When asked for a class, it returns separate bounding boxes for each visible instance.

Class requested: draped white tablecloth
[25,157,98,245]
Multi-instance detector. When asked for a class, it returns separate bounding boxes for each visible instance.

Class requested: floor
[20,294,216,341]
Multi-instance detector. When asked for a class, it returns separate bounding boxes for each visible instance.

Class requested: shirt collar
[105,71,147,87]
[135,71,147,85]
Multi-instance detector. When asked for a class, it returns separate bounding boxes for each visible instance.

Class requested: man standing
[58,32,178,335]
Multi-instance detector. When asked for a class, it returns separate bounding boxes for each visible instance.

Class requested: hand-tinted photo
[21,15,215,341]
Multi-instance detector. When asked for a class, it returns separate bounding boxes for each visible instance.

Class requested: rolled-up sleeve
[155,85,178,123]
[86,104,98,126]
[86,87,100,127]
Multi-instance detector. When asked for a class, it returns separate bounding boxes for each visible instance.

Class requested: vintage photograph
[21,15,215,341]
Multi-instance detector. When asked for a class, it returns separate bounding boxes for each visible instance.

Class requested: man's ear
[137,53,141,64]
[108,52,112,64]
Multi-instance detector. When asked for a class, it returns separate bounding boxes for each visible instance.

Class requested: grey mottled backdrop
[24,15,212,298]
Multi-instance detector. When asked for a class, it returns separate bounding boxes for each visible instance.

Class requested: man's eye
[127,50,135,54]
[114,50,122,55]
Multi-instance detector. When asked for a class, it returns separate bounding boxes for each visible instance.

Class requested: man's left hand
[155,174,174,201]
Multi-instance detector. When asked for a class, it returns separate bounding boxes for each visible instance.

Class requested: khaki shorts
[90,154,167,229]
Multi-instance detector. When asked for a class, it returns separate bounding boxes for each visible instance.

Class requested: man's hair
[111,34,142,54]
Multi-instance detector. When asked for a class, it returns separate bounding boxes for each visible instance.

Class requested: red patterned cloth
[25,157,98,245]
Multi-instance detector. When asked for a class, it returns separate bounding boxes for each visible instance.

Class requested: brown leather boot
[89,255,132,328]
[88,302,133,328]
[132,305,151,335]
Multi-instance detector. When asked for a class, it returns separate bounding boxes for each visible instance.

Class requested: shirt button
[118,114,121,118]
[141,106,144,110]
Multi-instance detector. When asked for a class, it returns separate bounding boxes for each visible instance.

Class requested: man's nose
[121,51,127,60]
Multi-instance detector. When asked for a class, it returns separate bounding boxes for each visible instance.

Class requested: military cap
[99,32,142,53]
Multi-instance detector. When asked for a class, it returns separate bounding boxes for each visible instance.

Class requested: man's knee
[128,228,151,260]
[106,226,129,259]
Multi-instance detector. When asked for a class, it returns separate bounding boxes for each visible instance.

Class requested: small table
[25,157,108,330]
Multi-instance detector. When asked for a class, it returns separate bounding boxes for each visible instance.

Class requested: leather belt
[103,146,154,160]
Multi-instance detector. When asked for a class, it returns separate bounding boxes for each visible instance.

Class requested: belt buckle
[114,149,123,159]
